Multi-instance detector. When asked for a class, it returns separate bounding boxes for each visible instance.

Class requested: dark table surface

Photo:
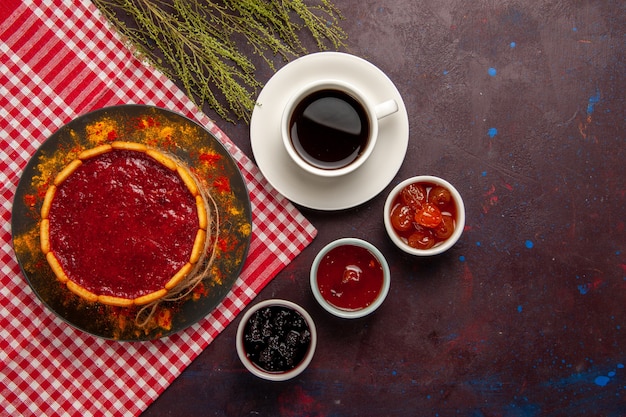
[143,1,625,416]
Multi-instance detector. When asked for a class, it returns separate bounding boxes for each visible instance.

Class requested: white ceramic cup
[281,79,398,177]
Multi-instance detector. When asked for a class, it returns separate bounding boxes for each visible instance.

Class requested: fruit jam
[389,181,458,250]
[315,244,384,311]
[243,306,312,373]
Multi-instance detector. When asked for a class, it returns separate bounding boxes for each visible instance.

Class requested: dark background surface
[142,1,625,416]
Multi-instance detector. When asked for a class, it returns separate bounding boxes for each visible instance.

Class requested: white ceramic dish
[384,176,465,256]
[236,299,317,381]
[310,238,390,319]
[250,52,409,211]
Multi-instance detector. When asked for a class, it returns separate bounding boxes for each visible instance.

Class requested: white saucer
[250,52,409,211]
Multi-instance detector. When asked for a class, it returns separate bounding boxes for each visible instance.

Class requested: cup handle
[374,99,399,120]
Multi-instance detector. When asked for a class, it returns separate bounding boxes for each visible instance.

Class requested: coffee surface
[289,89,369,170]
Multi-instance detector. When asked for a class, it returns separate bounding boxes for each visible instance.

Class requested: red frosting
[47,150,198,298]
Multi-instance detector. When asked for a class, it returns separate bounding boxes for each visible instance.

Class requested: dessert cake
[39,141,208,307]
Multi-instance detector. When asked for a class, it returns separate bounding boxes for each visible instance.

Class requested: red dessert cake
[40,141,208,307]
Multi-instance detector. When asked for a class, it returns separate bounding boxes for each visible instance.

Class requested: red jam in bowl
[389,181,458,250]
[315,244,384,311]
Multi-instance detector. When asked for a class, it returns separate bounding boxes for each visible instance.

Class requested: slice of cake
[40,141,208,307]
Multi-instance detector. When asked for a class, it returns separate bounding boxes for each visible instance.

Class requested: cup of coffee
[281,79,398,177]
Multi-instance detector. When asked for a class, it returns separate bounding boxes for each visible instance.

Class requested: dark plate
[11,105,252,341]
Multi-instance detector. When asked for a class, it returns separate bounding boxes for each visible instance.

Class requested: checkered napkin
[0,1,316,415]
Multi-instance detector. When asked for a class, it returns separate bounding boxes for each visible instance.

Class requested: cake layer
[40,143,206,306]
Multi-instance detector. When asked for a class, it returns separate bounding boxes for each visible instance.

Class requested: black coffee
[289,89,370,170]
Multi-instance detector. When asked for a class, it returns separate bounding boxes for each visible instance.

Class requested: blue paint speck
[488,67,497,77]
[595,376,610,387]
[392,370,397,376]
[459,255,466,262]
[476,241,481,247]
[573,27,578,32]
[517,305,523,313]
[443,70,449,75]
[525,240,534,249]
[481,171,487,177]
[577,284,589,295]
[510,42,516,48]
[587,90,600,115]
[503,402,541,417]
[618,364,624,369]
[608,371,616,377]
[488,127,498,138]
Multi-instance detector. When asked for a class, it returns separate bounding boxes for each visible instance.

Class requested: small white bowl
[310,238,390,319]
[384,175,465,256]
[236,299,317,381]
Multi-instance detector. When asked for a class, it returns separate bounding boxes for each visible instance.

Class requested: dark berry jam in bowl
[310,238,391,319]
[384,176,465,256]
[236,299,317,381]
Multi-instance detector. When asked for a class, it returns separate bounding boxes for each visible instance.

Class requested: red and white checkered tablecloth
[0,1,317,415]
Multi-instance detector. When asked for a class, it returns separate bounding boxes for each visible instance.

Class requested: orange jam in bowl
[384,176,465,256]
